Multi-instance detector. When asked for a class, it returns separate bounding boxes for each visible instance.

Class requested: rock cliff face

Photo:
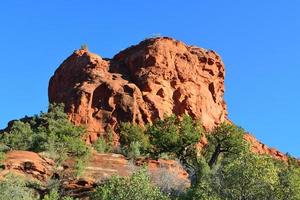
[49,37,227,143]
[48,37,292,162]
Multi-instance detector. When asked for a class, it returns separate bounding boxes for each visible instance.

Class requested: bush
[42,189,74,200]
[80,44,88,50]
[0,152,5,163]
[91,168,170,200]
[146,115,202,160]
[74,158,87,177]
[0,103,91,165]
[125,141,141,159]
[0,174,37,200]
[119,122,149,152]
[93,137,112,153]
[215,152,280,199]
[278,165,300,199]
[1,121,34,151]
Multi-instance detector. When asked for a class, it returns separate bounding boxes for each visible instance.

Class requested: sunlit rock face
[48,37,227,143]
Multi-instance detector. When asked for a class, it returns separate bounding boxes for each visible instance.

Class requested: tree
[91,168,170,200]
[119,122,149,156]
[1,103,91,165]
[0,174,37,200]
[277,165,300,200]
[146,115,202,160]
[182,156,221,200]
[1,121,34,150]
[204,122,248,168]
[215,152,280,200]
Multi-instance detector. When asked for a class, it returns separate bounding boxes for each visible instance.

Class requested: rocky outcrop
[47,37,296,163]
[0,151,54,181]
[64,153,190,197]
[1,151,190,198]
[244,133,290,162]
[49,37,227,143]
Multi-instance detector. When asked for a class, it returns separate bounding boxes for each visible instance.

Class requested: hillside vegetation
[0,104,300,199]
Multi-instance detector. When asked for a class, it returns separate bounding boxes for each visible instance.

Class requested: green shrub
[204,122,248,168]
[278,165,300,199]
[1,121,34,151]
[119,122,149,152]
[93,137,112,153]
[42,189,74,200]
[125,141,141,159]
[0,152,5,164]
[91,168,169,200]
[42,190,59,200]
[146,115,202,160]
[74,158,87,177]
[80,44,88,50]
[0,174,37,200]
[216,153,280,199]
[0,103,91,165]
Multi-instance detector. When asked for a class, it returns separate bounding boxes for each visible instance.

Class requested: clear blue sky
[1,1,299,157]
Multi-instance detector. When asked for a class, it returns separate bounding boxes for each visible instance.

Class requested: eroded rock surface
[49,37,227,143]
[47,37,295,163]
[0,151,190,198]
[0,151,54,181]
[244,133,292,162]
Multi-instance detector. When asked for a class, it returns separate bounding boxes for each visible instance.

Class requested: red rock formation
[0,151,54,181]
[244,133,289,162]
[1,151,190,198]
[64,153,190,197]
[49,37,227,143]
[48,37,295,163]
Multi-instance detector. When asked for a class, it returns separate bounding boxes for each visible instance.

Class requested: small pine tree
[80,44,88,50]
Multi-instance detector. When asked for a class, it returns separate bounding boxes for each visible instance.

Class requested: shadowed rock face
[49,37,227,143]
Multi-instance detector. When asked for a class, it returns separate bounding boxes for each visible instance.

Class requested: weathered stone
[49,37,227,144]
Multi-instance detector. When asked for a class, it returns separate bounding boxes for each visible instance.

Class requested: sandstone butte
[48,36,289,161]
[0,37,294,197]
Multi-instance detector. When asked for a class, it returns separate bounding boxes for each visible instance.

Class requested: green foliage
[0,174,37,200]
[42,190,59,200]
[183,156,220,200]
[42,189,74,200]
[183,122,300,200]
[204,122,248,168]
[0,152,5,164]
[1,121,34,150]
[91,168,170,200]
[277,165,300,200]
[146,115,202,159]
[120,122,149,152]
[74,158,87,177]
[119,115,202,161]
[93,136,112,153]
[2,105,300,200]
[1,103,91,165]
[80,44,88,50]
[216,152,280,200]
[126,141,141,159]
[183,181,221,200]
